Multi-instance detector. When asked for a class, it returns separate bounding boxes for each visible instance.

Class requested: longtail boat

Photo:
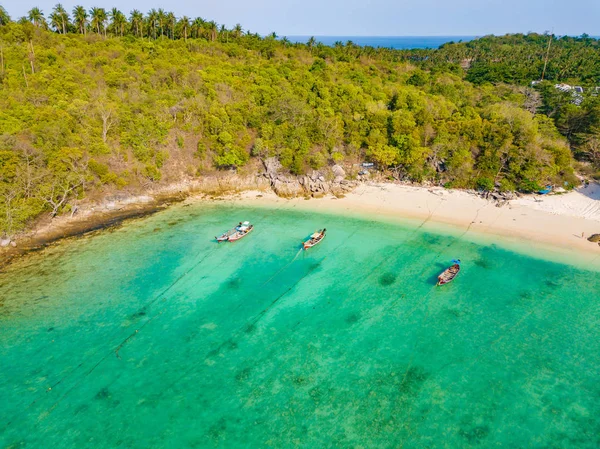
[216,221,254,243]
[303,228,326,250]
[437,260,461,286]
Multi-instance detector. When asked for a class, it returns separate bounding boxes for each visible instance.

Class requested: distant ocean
[286,35,476,49]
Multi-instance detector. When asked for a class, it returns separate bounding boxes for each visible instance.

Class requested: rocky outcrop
[262,158,303,196]
[474,190,519,208]
[479,191,518,201]
[262,158,357,198]
[587,234,600,243]
[299,171,330,196]
[331,164,346,182]
[264,157,282,177]
[272,175,304,197]
[1,239,16,247]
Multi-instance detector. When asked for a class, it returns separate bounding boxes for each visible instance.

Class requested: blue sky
[4,0,599,36]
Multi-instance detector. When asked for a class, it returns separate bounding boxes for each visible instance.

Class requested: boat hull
[216,222,254,243]
[303,230,326,250]
[216,229,235,242]
[228,225,254,242]
[437,264,461,285]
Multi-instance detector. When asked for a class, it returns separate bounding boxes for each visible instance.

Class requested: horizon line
[282,33,599,38]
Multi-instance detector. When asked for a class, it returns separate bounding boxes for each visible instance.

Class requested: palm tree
[118,10,127,36]
[56,4,69,34]
[49,11,61,33]
[147,9,158,39]
[232,23,242,39]
[166,12,176,39]
[156,8,165,38]
[130,9,143,37]
[0,5,10,25]
[108,7,118,34]
[205,20,217,42]
[89,7,106,36]
[72,5,88,34]
[307,36,316,52]
[49,4,69,34]
[179,16,190,41]
[281,37,291,47]
[28,7,46,28]
[191,17,204,39]
[220,24,228,43]
[109,8,126,36]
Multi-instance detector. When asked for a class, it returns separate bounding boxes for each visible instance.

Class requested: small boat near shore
[216,221,254,242]
[437,259,461,285]
[303,229,326,250]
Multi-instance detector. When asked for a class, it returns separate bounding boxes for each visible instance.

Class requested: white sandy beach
[227,182,600,264]
[8,179,599,269]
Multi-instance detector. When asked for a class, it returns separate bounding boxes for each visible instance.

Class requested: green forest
[1,4,599,236]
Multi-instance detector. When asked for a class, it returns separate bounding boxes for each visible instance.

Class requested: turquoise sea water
[1,202,599,448]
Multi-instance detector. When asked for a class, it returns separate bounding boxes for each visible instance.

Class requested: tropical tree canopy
[0,8,599,236]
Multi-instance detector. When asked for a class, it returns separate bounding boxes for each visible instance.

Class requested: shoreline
[0,174,271,269]
[216,183,600,268]
[2,180,599,270]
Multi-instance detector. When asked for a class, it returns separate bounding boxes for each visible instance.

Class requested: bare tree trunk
[28,41,35,74]
[22,64,29,87]
[100,107,115,143]
[44,182,82,218]
[541,34,553,81]
[4,190,17,235]
[0,45,4,75]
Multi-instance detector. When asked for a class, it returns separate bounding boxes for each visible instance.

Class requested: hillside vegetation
[0,6,598,236]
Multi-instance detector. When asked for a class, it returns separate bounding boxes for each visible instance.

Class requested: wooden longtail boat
[216,228,236,242]
[303,228,326,250]
[216,221,254,242]
[437,260,461,286]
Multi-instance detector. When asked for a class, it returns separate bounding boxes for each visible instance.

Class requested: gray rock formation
[262,158,357,197]
[263,157,282,177]
[332,164,346,183]
[272,175,304,197]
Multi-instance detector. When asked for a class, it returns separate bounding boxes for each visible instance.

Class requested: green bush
[475,177,495,191]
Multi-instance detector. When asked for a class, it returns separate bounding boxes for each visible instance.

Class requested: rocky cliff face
[262,158,357,198]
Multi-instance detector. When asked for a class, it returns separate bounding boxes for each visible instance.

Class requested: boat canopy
[311,232,321,238]
[237,221,251,231]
